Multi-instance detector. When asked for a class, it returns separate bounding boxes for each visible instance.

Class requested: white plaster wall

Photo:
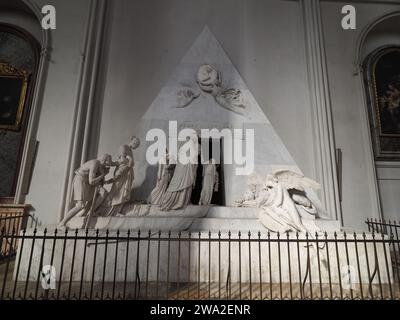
[321,2,400,229]
[368,16,400,223]
[97,0,315,182]
[4,0,91,225]
[376,163,400,222]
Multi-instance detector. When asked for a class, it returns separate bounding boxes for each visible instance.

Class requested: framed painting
[363,46,400,160]
[0,62,29,131]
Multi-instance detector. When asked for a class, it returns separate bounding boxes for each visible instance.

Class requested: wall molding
[300,0,342,222]
[14,0,51,205]
[59,0,108,221]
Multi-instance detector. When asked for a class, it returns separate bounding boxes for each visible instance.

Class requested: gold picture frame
[363,46,400,160]
[0,62,29,131]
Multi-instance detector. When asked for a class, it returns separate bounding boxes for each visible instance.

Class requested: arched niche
[361,14,400,161]
[357,12,400,222]
[0,0,50,204]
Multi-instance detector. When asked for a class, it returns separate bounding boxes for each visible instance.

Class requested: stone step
[67,215,341,233]
[189,217,262,232]
[206,206,260,219]
[190,217,341,233]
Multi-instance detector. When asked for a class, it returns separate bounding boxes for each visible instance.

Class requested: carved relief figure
[147,151,175,205]
[197,64,222,96]
[160,136,198,211]
[198,158,219,206]
[59,154,113,227]
[236,170,321,233]
[175,88,200,108]
[173,64,248,116]
[215,88,247,116]
[107,137,140,216]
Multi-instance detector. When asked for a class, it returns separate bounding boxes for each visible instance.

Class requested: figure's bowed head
[100,154,113,174]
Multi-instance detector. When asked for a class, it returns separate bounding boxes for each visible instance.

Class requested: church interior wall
[0,0,91,224]
[321,2,400,229]
[1,0,399,229]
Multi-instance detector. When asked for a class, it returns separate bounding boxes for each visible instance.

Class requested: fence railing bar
[208,231,211,300]
[112,230,120,300]
[197,232,201,300]
[156,231,161,299]
[89,229,99,300]
[23,229,37,299]
[187,231,191,300]
[353,233,364,300]
[78,229,89,300]
[382,233,393,299]
[12,229,26,299]
[334,232,343,299]
[35,228,47,299]
[277,232,282,299]
[134,230,141,300]
[1,230,14,299]
[1,218,400,301]
[218,231,221,300]
[238,231,242,301]
[144,230,151,299]
[268,232,272,300]
[344,232,354,300]
[67,229,78,299]
[166,230,171,300]
[324,232,333,300]
[258,231,262,300]
[177,231,182,300]
[315,233,322,300]
[56,229,68,299]
[388,223,400,287]
[248,231,252,300]
[372,233,384,299]
[227,231,231,300]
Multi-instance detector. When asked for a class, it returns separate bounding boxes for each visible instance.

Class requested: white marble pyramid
[142,26,270,124]
[133,26,323,214]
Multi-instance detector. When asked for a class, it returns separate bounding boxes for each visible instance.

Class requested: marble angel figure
[236,170,321,233]
[147,151,175,205]
[198,158,219,206]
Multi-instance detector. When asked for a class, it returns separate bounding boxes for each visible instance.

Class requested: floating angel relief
[173,64,249,116]
[215,88,247,116]
[175,88,200,108]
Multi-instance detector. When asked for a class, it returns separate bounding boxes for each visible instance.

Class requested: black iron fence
[366,219,400,272]
[0,219,399,300]
[366,218,400,237]
[0,212,35,262]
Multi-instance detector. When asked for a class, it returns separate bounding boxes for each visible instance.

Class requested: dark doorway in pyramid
[191,138,225,206]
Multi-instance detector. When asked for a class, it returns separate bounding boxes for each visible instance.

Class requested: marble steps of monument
[189,217,263,232]
[190,216,342,233]
[205,206,260,219]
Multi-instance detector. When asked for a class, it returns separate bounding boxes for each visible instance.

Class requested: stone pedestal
[66,205,341,233]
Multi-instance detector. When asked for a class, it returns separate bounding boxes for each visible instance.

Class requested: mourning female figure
[199,158,219,205]
[147,151,175,205]
[106,137,140,215]
[160,135,198,211]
